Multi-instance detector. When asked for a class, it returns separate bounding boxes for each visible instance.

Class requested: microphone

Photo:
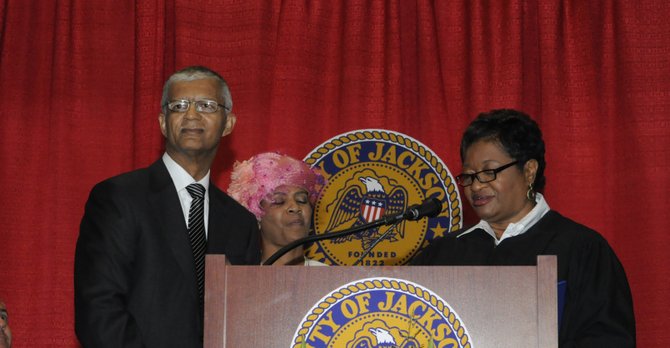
[262,198,444,265]
[352,198,443,265]
[381,197,443,224]
[403,198,443,221]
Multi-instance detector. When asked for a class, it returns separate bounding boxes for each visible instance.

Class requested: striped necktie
[186,183,207,308]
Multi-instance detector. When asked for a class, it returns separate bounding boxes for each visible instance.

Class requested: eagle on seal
[325,176,408,251]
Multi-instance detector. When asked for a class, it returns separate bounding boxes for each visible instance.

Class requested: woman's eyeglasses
[456,161,519,187]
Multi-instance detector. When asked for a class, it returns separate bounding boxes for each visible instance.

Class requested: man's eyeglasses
[164,99,229,114]
[456,161,519,187]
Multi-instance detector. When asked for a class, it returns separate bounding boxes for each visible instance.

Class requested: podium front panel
[204,255,557,348]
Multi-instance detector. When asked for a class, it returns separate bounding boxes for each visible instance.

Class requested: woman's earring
[526,183,536,202]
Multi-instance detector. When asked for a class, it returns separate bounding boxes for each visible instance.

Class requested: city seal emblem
[304,129,462,265]
[291,277,473,348]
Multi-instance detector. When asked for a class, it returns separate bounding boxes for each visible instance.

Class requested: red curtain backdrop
[1,0,668,346]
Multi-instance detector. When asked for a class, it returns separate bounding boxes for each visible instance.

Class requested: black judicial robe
[412,210,635,347]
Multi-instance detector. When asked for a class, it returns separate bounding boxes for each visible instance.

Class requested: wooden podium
[204,255,558,348]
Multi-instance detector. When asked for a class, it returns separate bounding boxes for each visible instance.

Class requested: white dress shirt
[458,192,550,245]
[162,153,211,238]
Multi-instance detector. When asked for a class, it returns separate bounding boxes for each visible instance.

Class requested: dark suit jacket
[74,159,260,348]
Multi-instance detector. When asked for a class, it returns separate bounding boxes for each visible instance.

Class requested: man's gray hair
[161,65,232,113]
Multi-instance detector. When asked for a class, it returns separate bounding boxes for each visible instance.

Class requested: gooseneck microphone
[262,198,443,265]
[398,197,443,221]
[352,198,443,265]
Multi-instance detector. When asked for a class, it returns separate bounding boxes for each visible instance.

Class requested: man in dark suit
[74,66,260,348]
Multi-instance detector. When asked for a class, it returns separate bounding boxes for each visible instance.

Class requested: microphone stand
[352,221,401,266]
[262,214,401,265]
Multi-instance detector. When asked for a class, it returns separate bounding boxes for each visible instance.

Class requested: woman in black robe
[412,109,635,347]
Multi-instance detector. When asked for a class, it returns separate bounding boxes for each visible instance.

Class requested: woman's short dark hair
[460,109,546,192]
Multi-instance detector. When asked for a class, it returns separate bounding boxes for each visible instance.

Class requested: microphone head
[406,198,443,220]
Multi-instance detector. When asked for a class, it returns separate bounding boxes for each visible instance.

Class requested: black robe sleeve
[559,229,635,347]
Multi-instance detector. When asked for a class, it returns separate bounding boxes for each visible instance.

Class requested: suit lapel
[207,185,228,254]
[147,160,198,293]
[207,183,262,265]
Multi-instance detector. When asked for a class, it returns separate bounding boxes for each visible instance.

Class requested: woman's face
[461,140,537,229]
[259,185,313,247]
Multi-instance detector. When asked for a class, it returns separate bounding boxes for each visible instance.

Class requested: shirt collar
[458,192,550,245]
[162,152,211,192]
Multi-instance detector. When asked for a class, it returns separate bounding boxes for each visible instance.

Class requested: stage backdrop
[0,1,668,347]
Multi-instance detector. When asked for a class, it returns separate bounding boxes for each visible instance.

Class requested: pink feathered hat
[227,152,326,220]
